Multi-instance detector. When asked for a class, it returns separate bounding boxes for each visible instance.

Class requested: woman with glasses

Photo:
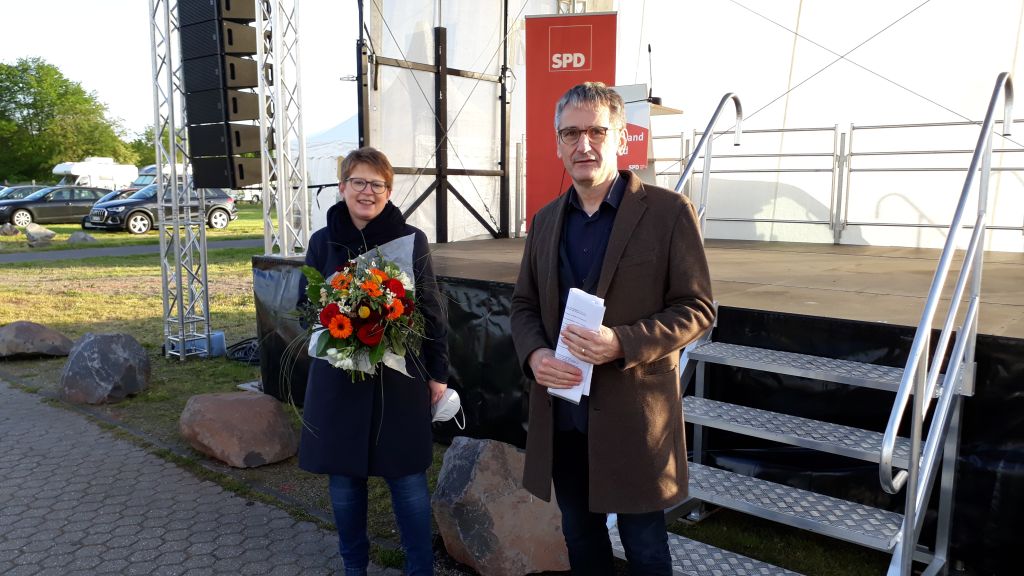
[298,147,449,576]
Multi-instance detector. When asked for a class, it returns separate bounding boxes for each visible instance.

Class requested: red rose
[400,297,414,315]
[356,322,385,346]
[319,303,341,327]
[384,278,406,298]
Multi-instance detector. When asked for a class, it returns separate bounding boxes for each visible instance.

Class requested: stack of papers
[549,288,606,404]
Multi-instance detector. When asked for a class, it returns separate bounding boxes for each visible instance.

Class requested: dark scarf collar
[326,200,407,254]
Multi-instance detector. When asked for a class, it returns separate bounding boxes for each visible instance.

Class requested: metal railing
[879,72,1013,576]
[839,119,1024,238]
[673,93,743,233]
[652,119,1023,247]
[672,125,841,231]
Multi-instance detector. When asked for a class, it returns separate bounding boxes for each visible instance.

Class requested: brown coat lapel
[596,175,647,298]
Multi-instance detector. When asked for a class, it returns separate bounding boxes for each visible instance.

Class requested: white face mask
[432,388,465,430]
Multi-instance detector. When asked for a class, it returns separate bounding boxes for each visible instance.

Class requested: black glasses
[345,177,389,195]
[557,125,610,146]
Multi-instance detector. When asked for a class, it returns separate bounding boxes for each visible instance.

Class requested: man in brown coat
[511,82,714,575]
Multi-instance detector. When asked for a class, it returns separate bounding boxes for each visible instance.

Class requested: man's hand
[527,348,583,389]
[561,324,623,366]
[428,379,448,405]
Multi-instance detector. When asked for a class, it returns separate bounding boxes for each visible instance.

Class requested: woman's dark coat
[298,200,449,478]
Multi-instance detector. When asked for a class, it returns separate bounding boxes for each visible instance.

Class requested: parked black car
[85,184,238,234]
[0,186,110,227]
[0,185,47,201]
[80,188,142,230]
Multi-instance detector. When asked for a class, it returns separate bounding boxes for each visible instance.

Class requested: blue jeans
[552,430,672,576]
[328,473,433,576]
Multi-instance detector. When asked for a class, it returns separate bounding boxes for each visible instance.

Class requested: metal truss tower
[257,0,309,257]
[149,0,212,360]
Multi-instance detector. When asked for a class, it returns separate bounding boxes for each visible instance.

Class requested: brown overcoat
[511,170,714,514]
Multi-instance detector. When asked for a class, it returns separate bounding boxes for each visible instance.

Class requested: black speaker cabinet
[187,123,261,157]
[185,89,259,124]
[179,0,257,27]
[181,20,257,60]
[182,55,258,93]
[192,157,262,189]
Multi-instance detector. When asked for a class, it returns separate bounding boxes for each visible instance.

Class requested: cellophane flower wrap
[301,234,424,379]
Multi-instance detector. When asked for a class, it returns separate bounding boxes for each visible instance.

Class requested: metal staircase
[609,75,1013,575]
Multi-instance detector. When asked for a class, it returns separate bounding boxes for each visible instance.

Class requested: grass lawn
[0,244,891,575]
[0,203,272,252]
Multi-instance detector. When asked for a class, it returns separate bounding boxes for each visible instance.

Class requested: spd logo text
[548,25,592,72]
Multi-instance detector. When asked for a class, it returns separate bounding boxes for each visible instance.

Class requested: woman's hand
[428,379,448,405]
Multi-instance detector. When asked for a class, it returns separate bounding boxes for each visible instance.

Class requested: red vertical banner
[619,99,650,170]
[525,13,617,226]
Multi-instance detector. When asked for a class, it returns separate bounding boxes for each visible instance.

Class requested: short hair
[554,82,627,131]
[337,146,394,189]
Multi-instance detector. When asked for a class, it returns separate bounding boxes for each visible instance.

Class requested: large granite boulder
[24,223,55,247]
[59,333,151,404]
[432,437,569,576]
[179,392,298,468]
[67,231,97,244]
[0,321,74,358]
[0,223,19,236]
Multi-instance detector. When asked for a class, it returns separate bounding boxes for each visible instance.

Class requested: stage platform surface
[430,238,1024,339]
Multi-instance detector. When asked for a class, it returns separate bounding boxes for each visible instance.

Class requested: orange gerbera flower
[331,274,351,291]
[360,280,383,297]
[386,299,404,320]
[328,314,353,339]
[369,268,387,282]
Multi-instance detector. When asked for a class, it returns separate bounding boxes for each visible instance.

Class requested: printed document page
[549,288,606,404]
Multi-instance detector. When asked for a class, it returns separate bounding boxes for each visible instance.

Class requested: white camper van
[125,164,188,192]
[52,157,139,190]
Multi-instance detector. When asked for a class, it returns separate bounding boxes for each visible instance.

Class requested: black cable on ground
[227,337,260,365]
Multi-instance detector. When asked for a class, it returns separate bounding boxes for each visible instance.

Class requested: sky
[0,0,360,138]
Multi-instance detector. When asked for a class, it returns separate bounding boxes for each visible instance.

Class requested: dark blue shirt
[555,175,625,432]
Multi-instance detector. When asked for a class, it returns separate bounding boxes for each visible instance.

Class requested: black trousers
[551,429,673,576]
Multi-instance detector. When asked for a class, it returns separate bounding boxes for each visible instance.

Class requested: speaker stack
[178,0,263,189]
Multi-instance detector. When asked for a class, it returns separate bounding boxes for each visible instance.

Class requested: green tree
[128,126,158,168]
[0,57,137,183]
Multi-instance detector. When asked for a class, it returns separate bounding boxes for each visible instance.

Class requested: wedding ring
[581,347,586,355]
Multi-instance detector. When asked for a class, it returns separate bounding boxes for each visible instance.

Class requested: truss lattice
[258,0,309,256]
[149,0,211,359]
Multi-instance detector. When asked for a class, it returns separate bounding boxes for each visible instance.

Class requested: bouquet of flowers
[300,234,424,379]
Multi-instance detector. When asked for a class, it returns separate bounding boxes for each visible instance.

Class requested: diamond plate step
[610,526,801,575]
[685,396,912,468]
[689,462,902,551]
[689,342,903,392]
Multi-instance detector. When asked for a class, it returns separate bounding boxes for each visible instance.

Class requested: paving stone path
[0,381,399,575]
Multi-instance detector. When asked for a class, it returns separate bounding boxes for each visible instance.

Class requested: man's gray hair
[553,82,627,131]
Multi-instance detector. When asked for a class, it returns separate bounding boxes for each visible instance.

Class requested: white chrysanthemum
[396,271,413,290]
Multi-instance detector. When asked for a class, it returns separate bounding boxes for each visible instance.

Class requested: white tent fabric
[305,115,359,232]
[302,1,1024,250]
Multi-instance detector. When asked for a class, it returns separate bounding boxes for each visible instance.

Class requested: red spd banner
[617,84,651,171]
[620,117,650,171]
[525,13,617,225]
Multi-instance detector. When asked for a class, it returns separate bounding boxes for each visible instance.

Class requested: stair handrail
[674,93,743,234]
[879,73,1013,575]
